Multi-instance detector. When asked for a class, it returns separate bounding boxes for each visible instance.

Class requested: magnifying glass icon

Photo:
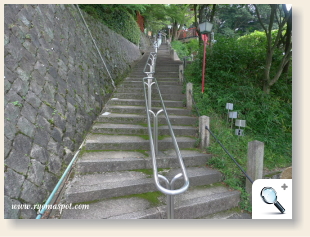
[260,187,285,214]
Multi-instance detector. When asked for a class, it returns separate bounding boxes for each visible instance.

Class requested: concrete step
[53,48,243,220]
[113,92,185,101]
[130,72,179,78]
[120,80,180,87]
[106,105,191,116]
[108,98,184,108]
[91,123,197,136]
[60,185,240,219]
[123,78,182,84]
[116,85,183,94]
[84,134,196,151]
[96,113,197,126]
[77,149,211,174]
[65,167,222,204]
[199,208,252,219]
[110,188,240,219]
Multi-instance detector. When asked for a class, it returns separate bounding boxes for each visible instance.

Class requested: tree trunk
[282,5,292,75]
[263,50,272,94]
[171,20,178,41]
[255,4,292,94]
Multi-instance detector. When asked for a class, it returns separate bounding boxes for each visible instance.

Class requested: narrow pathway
[56,42,245,219]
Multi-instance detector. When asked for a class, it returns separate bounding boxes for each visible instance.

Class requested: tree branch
[254,4,267,34]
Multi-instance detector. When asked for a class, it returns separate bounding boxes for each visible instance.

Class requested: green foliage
[79,4,141,45]
[171,38,199,60]
[171,40,189,59]
[12,101,22,107]
[186,38,199,54]
[184,29,291,212]
[185,31,292,169]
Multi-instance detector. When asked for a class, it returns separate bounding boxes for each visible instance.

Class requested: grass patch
[132,191,163,206]
[131,168,168,177]
[73,191,164,207]
[82,149,149,157]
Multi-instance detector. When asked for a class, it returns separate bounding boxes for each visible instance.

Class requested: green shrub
[184,30,292,211]
[79,4,141,45]
[171,38,199,60]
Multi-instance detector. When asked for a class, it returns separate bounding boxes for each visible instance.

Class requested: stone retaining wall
[4,4,143,218]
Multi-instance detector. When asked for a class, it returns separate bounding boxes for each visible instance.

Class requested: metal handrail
[143,52,157,76]
[143,77,190,194]
[205,126,254,184]
[142,52,189,218]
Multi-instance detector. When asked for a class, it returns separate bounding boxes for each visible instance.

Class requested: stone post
[186,83,193,110]
[246,140,264,200]
[179,64,184,84]
[199,116,210,149]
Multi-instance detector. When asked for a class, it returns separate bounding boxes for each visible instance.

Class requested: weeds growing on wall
[79,5,141,45]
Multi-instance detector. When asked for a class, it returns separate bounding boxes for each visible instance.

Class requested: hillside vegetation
[172,32,292,211]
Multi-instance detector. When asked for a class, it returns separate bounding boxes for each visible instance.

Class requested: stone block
[19,51,36,72]
[4,102,21,124]
[36,114,52,132]
[4,79,12,93]
[36,47,50,66]
[20,179,47,204]
[4,53,19,72]
[42,82,56,102]
[11,78,29,97]
[23,40,37,56]
[63,147,74,165]
[5,34,23,62]
[4,65,16,83]
[17,116,36,138]
[4,168,26,198]
[26,90,42,108]
[4,196,21,219]
[53,114,66,131]
[16,65,31,82]
[39,103,54,120]
[43,171,59,193]
[63,137,74,151]
[47,153,62,175]
[5,134,31,174]
[31,69,45,87]
[4,119,17,141]
[27,159,45,186]
[31,81,45,101]
[33,127,50,148]
[4,135,12,158]
[20,209,37,219]
[33,60,47,76]
[51,127,63,143]
[30,143,49,165]
[21,102,37,123]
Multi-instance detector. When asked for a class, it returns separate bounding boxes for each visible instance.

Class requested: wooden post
[246,140,264,200]
[199,116,210,149]
[186,83,193,110]
[179,64,183,84]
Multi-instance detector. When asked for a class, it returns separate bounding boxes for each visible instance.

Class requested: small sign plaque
[235,129,244,136]
[226,103,233,110]
[235,119,246,127]
[229,111,238,119]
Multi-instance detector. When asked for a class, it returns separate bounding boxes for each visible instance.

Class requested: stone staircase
[57,43,245,219]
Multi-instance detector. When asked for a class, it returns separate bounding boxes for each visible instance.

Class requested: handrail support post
[149,109,163,155]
